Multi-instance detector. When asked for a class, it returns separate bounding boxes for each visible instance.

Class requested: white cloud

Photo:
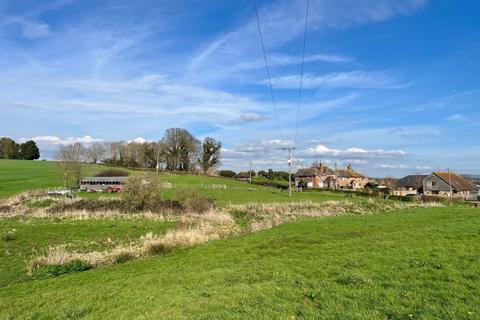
[445,114,469,122]
[127,137,152,143]
[302,144,407,159]
[240,113,268,122]
[23,135,103,147]
[268,71,405,90]
[187,0,426,81]
[3,17,52,39]
[378,164,432,170]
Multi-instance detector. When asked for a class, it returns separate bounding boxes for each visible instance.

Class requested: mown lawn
[1,206,478,319]
[0,218,176,288]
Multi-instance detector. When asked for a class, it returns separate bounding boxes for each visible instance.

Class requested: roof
[313,164,334,175]
[81,176,129,181]
[235,172,250,178]
[336,168,365,178]
[295,168,319,177]
[433,172,476,191]
[395,175,427,189]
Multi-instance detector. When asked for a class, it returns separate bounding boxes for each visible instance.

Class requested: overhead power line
[293,0,310,148]
[252,0,283,137]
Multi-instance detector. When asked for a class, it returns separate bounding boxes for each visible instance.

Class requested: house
[295,168,322,188]
[423,172,477,199]
[325,164,369,190]
[392,175,427,196]
[295,163,333,188]
[80,176,128,192]
[234,171,251,182]
[296,163,368,190]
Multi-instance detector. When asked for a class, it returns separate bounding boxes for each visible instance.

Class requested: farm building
[234,171,251,181]
[392,175,427,196]
[423,172,477,199]
[80,176,128,192]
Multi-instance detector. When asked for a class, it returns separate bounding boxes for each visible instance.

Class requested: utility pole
[448,168,453,198]
[156,142,161,176]
[334,161,338,190]
[249,161,252,184]
[282,147,295,197]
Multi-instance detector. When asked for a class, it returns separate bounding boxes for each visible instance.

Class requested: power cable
[293,0,310,148]
[252,0,283,137]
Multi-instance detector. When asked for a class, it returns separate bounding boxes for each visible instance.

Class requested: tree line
[55,128,221,187]
[0,137,40,160]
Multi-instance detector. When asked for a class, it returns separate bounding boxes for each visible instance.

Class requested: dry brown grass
[23,196,445,275]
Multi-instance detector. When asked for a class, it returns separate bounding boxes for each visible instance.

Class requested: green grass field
[0,160,108,199]
[0,160,344,204]
[1,159,479,319]
[1,207,479,319]
[0,218,176,288]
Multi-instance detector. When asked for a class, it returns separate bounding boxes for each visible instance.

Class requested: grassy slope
[0,160,344,204]
[1,207,478,319]
[0,160,108,198]
[0,219,175,288]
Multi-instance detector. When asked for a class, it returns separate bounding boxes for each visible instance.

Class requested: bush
[1,230,16,242]
[145,240,174,256]
[95,169,129,177]
[113,252,135,264]
[175,188,214,214]
[219,170,236,178]
[32,259,91,279]
[48,199,124,213]
[122,174,163,212]
[251,176,289,189]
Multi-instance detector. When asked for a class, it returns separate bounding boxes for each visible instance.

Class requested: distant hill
[462,174,480,185]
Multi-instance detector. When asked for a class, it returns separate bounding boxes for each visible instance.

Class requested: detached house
[423,172,477,199]
[295,163,333,189]
[326,164,369,190]
[392,175,427,196]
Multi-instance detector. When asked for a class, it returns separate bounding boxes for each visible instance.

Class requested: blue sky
[0,0,479,176]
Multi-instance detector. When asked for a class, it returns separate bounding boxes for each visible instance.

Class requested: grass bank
[1,206,478,319]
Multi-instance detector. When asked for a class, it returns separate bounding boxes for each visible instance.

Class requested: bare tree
[198,137,221,174]
[55,142,84,187]
[85,143,106,164]
[162,128,200,171]
[382,177,397,191]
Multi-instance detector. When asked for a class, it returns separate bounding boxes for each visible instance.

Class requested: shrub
[32,259,91,279]
[113,251,135,264]
[145,240,175,256]
[219,170,236,178]
[1,230,16,241]
[95,169,129,177]
[48,199,124,213]
[25,198,56,208]
[175,188,214,214]
[122,174,163,212]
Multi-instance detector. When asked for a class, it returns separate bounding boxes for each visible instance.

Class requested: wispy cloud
[445,113,469,122]
[268,71,405,89]
[240,113,268,122]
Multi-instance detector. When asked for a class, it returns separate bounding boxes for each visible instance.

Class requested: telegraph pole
[249,161,252,184]
[282,147,296,197]
[448,168,453,197]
